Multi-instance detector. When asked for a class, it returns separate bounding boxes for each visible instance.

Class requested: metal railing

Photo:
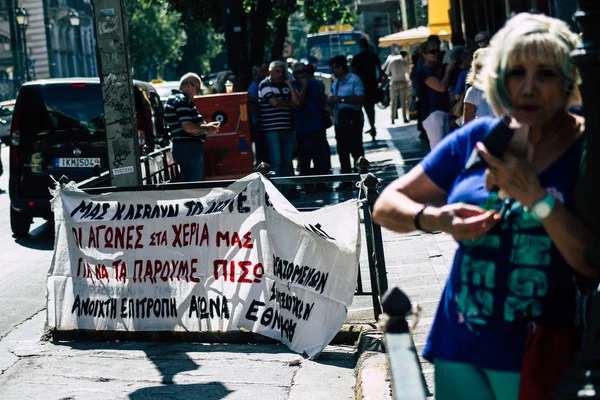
[77,144,179,189]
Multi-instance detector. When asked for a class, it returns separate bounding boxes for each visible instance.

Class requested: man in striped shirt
[164,73,220,182]
[258,61,300,181]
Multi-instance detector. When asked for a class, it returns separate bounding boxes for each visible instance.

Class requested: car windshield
[155,84,179,100]
[19,84,105,137]
[0,103,14,115]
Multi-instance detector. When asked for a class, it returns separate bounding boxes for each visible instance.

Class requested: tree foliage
[176,24,225,76]
[140,0,358,74]
[124,0,187,80]
[303,0,358,34]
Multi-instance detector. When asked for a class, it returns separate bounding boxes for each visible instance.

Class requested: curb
[48,323,368,346]
[354,328,392,400]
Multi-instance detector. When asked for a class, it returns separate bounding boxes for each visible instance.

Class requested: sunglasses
[426,49,440,55]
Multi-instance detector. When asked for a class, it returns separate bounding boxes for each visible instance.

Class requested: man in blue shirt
[292,62,331,191]
[328,55,365,176]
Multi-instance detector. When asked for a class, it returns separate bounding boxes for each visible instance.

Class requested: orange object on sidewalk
[192,92,254,180]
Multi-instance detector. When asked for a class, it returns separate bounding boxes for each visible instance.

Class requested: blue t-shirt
[417,66,450,120]
[294,80,325,134]
[453,69,469,97]
[248,81,260,124]
[421,117,585,372]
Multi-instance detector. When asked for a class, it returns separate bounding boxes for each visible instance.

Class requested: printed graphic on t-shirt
[455,192,553,329]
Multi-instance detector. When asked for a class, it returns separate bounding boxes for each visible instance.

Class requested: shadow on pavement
[386,124,430,166]
[14,221,55,251]
[129,383,232,400]
[54,340,355,397]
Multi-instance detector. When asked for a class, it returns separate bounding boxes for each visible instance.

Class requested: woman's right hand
[423,203,500,241]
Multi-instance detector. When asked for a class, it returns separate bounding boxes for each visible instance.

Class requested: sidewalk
[340,111,455,399]
[0,107,455,399]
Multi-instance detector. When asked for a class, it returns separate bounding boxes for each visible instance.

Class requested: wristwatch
[341,97,346,103]
[528,192,556,221]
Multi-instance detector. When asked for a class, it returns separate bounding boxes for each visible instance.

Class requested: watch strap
[414,204,434,233]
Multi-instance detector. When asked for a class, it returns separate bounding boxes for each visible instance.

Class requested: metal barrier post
[380,287,427,400]
[357,156,388,319]
[162,149,171,182]
[255,162,272,176]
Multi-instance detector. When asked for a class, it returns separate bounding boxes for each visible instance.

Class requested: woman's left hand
[476,142,546,209]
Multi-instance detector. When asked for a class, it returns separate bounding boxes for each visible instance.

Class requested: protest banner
[47,173,360,357]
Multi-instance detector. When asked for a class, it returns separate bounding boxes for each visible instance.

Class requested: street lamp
[68,9,80,27]
[15,7,28,26]
[15,7,30,82]
[68,9,83,76]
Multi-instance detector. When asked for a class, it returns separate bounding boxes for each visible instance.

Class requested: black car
[8,78,169,237]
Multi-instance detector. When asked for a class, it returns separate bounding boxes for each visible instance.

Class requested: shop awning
[378,26,451,48]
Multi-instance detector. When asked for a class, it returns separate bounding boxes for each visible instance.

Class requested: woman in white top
[463,48,494,124]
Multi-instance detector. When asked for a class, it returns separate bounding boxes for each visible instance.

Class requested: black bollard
[380,287,427,400]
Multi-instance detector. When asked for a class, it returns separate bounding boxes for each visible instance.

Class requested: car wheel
[10,207,32,237]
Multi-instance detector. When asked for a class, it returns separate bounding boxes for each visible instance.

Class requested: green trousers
[434,359,521,400]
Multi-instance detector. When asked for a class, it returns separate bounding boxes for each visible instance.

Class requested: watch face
[533,202,552,219]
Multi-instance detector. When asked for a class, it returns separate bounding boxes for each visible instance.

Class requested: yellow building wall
[428,0,452,35]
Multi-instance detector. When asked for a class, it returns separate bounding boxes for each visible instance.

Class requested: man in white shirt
[385,50,410,124]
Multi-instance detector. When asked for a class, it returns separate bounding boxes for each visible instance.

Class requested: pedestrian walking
[351,38,384,140]
[248,63,269,165]
[258,61,300,187]
[463,48,494,124]
[416,39,455,149]
[164,72,220,182]
[385,50,410,124]
[329,55,365,180]
[292,62,331,191]
[373,13,591,400]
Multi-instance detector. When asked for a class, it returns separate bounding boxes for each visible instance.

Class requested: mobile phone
[464,116,515,172]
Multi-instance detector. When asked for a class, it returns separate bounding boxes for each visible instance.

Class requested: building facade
[449,0,579,46]
[0,0,97,100]
[357,0,428,57]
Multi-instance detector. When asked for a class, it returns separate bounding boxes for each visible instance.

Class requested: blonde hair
[483,13,581,115]
[466,48,489,87]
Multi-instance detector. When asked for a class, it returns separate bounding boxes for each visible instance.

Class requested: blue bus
[306,25,368,73]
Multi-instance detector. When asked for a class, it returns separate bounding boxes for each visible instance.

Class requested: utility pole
[400,0,409,31]
[222,0,251,90]
[554,0,600,397]
[7,0,23,94]
[90,0,141,186]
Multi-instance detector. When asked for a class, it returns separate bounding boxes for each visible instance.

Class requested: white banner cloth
[47,173,360,357]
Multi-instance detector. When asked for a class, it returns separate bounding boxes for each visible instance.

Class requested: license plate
[56,158,101,168]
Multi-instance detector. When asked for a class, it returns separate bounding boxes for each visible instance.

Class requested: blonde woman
[463,48,494,124]
[373,13,593,400]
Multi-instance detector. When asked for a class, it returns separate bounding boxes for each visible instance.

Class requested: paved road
[0,144,54,341]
